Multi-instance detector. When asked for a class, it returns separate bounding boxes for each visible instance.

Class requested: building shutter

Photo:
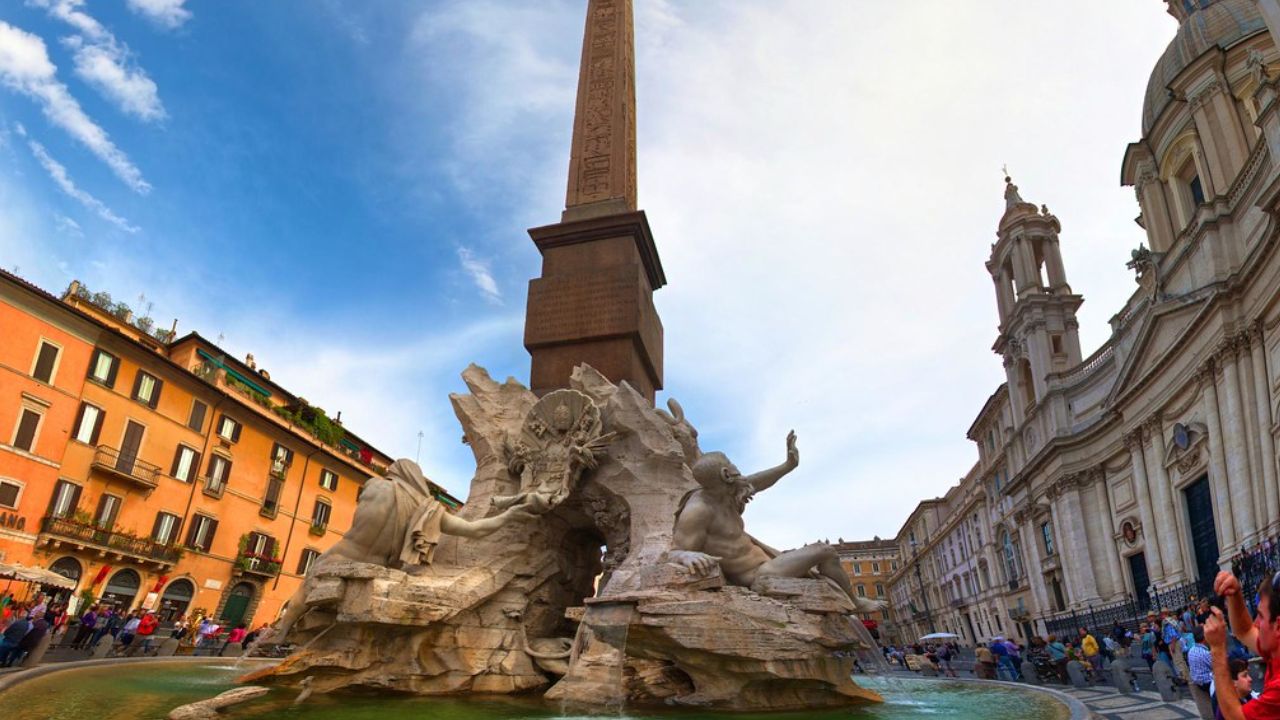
[131,370,144,400]
[204,518,218,552]
[231,420,242,443]
[149,378,163,409]
[13,409,40,451]
[90,407,105,445]
[263,536,276,559]
[33,343,58,383]
[150,512,164,541]
[71,403,87,441]
[105,354,119,388]
[188,401,207,432]
[170,447,182,477]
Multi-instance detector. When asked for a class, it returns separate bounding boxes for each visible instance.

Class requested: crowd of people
[0,590,271,668]
[882,580,1280,720]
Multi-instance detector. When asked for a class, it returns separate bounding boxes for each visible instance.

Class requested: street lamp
[910,539,936,635]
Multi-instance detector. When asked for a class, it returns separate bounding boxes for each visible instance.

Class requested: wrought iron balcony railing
[90,445,160,490]
[39,515,180,565]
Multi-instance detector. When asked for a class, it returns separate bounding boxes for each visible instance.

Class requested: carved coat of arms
[492,389,612,515]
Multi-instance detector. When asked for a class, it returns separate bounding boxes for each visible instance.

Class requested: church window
[1041,522,1055,556]
[1188,174,1204,207]
[1051,334,1063,355]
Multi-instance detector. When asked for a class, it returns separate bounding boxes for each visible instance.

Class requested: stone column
[1126,429,1166,581]
[1261,0,1280,49]
[1145,417,1186,583]
[1137,165,1175,253]
[1219,340,1258,545]
[1239,337,1270,528]
[1202,361,1237,549]
[1044,236,1068,290]
[1096,470,1127,601]
[1062,477,1101,605]
[1047,491,1076,607]
[1016,508,1048,614]
[993,273,1011,322]
[1249,323,1280,531]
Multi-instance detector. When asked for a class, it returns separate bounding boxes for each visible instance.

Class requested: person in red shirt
[134,611,159,656]
[1208,570,1280,720]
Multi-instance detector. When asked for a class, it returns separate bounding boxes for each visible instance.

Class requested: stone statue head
[691,451,754,511]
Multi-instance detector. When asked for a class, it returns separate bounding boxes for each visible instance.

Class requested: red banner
[90,565,111,586]
[151,575,168,593]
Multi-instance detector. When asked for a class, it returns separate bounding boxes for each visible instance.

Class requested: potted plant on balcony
[308,523,326,537]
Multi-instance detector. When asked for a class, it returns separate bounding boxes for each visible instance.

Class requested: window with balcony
[132,370,163,409]
[0,478,22,509]
[187,399,207,432]
[11,406,42,453]
[239,531,280,576]
[94,493,122,529]
[170,445,200,483]
[152,511,181,545]
[48,480,81,518]
[30,340,60,384]
[319,469,338,492]
[186,514,218,552]
[310,498,331,534]
[87,349,119,388]
[262,476,284,517]
[270,443,294,477]
[72,402,104,445]
[205,455,232,496]
[216,415,242,443]
[297,548,321,575]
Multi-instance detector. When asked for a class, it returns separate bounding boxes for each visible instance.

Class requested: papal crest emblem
[492,389,614,515]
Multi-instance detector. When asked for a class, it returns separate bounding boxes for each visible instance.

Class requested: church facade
[889,0,1280,645]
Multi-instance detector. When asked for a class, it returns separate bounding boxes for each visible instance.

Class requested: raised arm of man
[745,430,799,494]
[1216,571,1259,655]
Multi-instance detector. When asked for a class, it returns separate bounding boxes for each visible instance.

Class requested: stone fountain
[245,364,885,711]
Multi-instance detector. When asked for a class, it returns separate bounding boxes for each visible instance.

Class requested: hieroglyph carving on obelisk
[564,0,637,219]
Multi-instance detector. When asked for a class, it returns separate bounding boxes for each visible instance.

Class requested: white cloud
[126,0,192,30]
[53,212,82,236]
[24,134,139,233]
[456,245,502,304]
[28,0,167,122]
[0,21,151,193]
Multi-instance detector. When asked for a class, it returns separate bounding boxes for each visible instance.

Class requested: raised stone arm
[745,430,799,494]
[441,503,537,539]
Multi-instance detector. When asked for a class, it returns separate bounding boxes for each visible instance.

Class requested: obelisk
[524,0,665,403]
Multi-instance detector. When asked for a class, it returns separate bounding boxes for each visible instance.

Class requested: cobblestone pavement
[1058,686,1201,720]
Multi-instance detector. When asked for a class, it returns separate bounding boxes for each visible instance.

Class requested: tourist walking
[1186,626,1214,720]
[70,604,98,649]
[974,643,997,679]
[219,623,247,657]
[135,610,159,655]
[1046,634,1069,683]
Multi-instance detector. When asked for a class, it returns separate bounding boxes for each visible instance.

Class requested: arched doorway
[158,579,195,623]
[221,582,254,627]
[101,568,141,611]
[47,557,82,606]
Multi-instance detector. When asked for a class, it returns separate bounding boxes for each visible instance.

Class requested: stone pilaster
[1218,339,1258,545]
[1046,485,1076,607]
[1126,428,1166,581]
[1144,416,1186,583]
[1014,505,1048,615]
[1060,474,1101,606]
[1094,469,1127,601]
[1199,360,1237,549]
[1248,322,1280,532]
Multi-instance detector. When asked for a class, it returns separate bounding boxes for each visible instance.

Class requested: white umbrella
[919,632,960,641]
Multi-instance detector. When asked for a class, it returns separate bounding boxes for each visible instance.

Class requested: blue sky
[0,1,1176,546]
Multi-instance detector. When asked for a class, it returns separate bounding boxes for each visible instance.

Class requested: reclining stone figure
[670,432,884,614]
[274,458,534,639]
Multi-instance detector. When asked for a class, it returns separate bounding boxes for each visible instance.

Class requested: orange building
[834,538,901,644]
[0,271,457,629]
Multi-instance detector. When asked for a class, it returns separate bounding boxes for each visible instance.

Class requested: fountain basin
[0,660,1078,719]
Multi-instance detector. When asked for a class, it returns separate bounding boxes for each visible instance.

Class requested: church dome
[1143,0,1266,134]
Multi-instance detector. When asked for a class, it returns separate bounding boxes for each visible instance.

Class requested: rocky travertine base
[547,565,881,710]
[252,365,881,710]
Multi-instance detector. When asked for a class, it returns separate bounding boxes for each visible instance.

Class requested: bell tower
[523,0,665,403]
[987,177,1083,423]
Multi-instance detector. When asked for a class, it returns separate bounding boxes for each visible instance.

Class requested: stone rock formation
[168,686,269,719]
[249,364,881,710]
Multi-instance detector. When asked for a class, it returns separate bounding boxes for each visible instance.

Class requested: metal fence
[1041,576,1213,640]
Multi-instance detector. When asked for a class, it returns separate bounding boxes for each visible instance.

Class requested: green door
[221,583,254,627]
